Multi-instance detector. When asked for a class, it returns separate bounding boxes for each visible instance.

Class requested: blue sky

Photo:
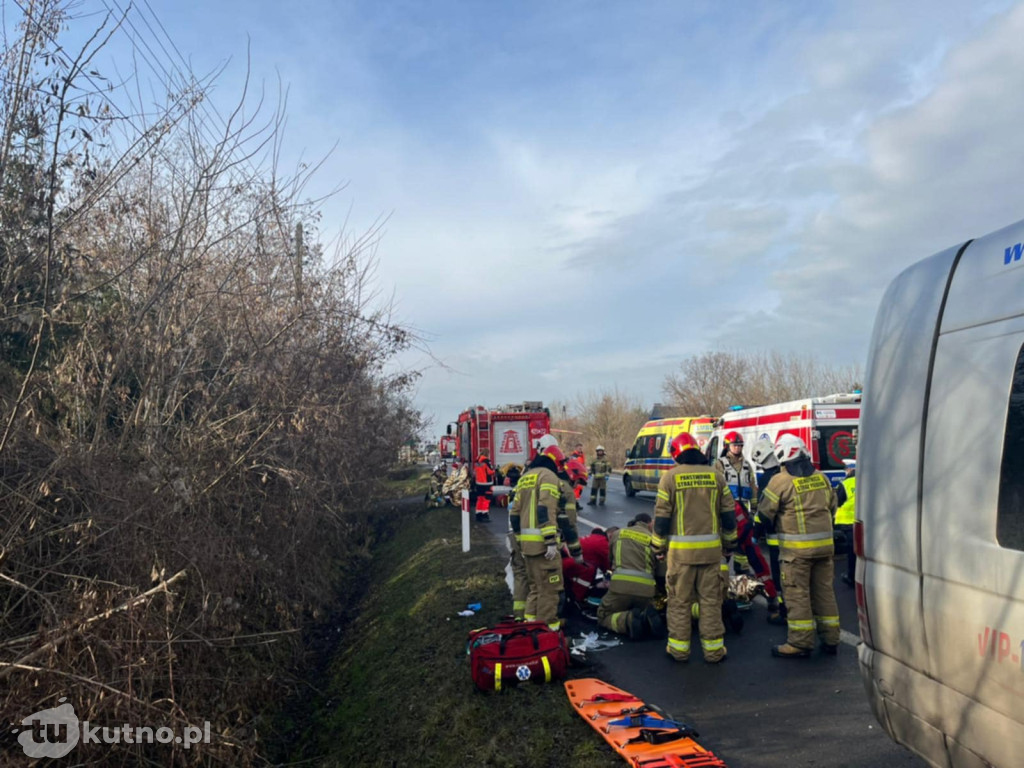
[50,0,1024,435]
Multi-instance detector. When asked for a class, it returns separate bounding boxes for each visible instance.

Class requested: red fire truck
[438,435,457,460]
[448,402,552,469]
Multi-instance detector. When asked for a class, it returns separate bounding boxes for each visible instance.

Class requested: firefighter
[715,432,758,576]
[511,439,583,630]
[751,438,786,625]
[835,459,857,587]
[598,514,663,640]
[565,459,588,506]
[758,434,840,658]
[426,464,448,508]
[474,451,495,522]
[587,445,612,506]
[653,432,738,663]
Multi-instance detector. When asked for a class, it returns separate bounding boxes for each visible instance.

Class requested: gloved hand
[544,544,559,560]
[573,554,585,566]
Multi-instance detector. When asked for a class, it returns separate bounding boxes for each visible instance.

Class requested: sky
[38,0,1024,437]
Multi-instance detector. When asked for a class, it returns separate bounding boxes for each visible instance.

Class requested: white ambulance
[704,393,861,485]
[857,217,1024,767]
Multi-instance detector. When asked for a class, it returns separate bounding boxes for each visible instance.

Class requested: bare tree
[551,389,650,469]
[662,350,862,416]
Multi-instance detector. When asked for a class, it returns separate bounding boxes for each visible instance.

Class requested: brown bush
[0,3,418,764]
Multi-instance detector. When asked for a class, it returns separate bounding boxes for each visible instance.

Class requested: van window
[816,426,857,471]
[630,438,643,459]
[997,342,1024,551]
[706,436,719,461]
[650,434,664,457]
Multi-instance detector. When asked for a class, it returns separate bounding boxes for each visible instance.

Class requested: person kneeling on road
[654,433,738,664]
[598,514,663,640]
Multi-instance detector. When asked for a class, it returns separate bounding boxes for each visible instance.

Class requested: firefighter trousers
[508,532,528,619]
[781,556,840,649]
[597,590,650,635]
[665,563,725,662]
[589,477,607,504]
[524,552,563,630]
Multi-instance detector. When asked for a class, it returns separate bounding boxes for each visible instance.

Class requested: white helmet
[751,438,779,468]
[774,434,810,464]
[534,434,559,451]
[595,445,605,452]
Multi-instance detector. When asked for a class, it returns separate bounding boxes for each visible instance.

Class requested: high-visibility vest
[835,475,857,525]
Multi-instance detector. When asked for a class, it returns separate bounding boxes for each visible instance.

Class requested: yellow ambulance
[621,416,715,497]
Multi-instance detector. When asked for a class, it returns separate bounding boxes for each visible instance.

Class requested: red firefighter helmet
[724,431,744,446]
[541,444,566,471]
[669,432,700,460]
[566,458,587,484]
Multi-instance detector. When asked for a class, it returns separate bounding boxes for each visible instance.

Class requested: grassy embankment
[290,494,622,768]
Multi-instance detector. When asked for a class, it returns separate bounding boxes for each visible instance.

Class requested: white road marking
[840,628,861,647]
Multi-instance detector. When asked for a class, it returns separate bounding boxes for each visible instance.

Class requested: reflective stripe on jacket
[590,458,613,479]
[758,468,836,559]
[609,523,656,597]
[652,463,737,565]
[716,454,758,504]
[509,467,561,557]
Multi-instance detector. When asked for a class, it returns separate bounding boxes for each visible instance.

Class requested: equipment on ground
[467,618,570,692]
[566,678,729,767]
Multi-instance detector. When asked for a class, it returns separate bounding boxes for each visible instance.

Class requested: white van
[857,217,1024,767]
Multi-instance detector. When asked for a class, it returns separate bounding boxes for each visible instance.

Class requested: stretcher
[565,678,728,768]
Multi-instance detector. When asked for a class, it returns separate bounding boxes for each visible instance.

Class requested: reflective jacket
[835,474,857,526]
[590,457,613,479]
[510,463,562,557]
[652,460,738,566]
[608,522,656,597]
[474,460,495,487]
[716,453,758,505]
[758,460,837,559]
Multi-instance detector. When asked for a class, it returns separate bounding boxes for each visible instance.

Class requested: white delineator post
[461,489,471,552]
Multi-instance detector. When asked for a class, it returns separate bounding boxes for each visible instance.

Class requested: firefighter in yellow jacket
[587,445,613,506]
[510,438,583,630]
[758,434,840,658]
[653,432,738,663]
[598,513,663,639]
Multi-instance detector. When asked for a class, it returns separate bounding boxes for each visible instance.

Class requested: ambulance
[857,217,1024,767]
[621,416,715,497]
[705,393,861,486]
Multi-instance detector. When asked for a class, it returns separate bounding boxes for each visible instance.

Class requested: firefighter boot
[626,607,646,641]
[587,496,597,506]
[642,606,666,639]
[771,643,811,659]
[821,643,839,656]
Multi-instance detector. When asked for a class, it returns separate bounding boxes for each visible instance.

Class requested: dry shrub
[0,2,418,764]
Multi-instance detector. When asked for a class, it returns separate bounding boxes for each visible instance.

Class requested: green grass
[380,465,431,500]
[292,505,622,768]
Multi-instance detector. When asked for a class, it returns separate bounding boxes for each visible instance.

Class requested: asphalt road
[483,476,926,768]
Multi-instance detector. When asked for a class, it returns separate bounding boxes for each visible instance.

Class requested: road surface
[483,474,925,768]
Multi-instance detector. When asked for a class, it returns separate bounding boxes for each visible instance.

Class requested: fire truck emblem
[500,430,523,454]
